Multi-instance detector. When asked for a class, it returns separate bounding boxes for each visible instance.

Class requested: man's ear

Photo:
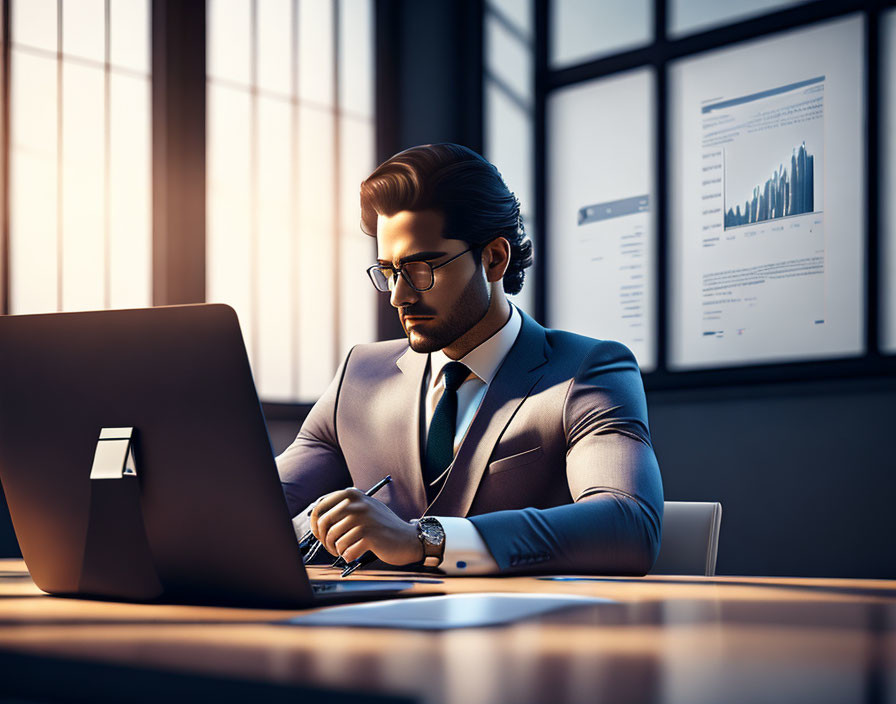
[482,237,511,283]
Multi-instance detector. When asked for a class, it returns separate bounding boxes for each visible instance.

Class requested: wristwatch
[415,516,446,568]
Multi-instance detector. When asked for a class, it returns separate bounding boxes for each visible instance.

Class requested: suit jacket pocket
[487,446,544,475]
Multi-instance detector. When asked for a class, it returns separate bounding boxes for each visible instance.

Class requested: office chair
[649,501,722,576]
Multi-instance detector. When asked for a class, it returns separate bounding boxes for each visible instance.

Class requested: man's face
[376,209,490,353]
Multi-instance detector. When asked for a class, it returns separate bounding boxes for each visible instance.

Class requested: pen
[340,550,378,577]
[301,475,393,566]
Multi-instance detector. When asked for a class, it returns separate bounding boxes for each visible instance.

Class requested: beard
[403,271,491,354]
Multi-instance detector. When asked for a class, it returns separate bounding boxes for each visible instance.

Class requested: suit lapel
[395,346,429,514]
[427,310,549,517]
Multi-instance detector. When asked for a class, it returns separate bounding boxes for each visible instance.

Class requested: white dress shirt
[425,305,521,574]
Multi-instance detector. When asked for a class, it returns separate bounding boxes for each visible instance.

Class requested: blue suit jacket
[277,309,664,575]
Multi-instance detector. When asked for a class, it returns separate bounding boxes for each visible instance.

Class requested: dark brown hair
[359,143,533,295]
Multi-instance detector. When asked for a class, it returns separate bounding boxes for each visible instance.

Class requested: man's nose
[389,272,419,309]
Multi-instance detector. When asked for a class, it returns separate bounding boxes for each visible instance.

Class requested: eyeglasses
[367,247,475,293]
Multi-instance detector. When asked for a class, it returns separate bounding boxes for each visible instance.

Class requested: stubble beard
[405,271,491,354]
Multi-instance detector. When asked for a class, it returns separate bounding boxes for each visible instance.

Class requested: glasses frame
[366,246,478,293]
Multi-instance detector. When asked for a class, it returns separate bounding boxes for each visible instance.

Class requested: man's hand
[310,488,424,566]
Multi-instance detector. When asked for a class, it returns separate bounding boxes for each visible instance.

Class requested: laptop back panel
[0,304,316,607]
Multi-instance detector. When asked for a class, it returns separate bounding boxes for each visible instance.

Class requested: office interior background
[0,0,894,578]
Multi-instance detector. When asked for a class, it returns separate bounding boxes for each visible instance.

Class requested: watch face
[419,519,445,546]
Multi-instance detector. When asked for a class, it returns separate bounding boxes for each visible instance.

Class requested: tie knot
[441,362,469,392]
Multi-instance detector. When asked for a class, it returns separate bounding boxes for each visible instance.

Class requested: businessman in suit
[276,143,663,575]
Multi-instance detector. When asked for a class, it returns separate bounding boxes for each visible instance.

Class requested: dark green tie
[423,361,469,503]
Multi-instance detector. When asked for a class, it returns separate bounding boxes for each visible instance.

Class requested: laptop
[0,304,417,607]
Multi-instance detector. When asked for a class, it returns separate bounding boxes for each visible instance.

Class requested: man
[277,143,663,575]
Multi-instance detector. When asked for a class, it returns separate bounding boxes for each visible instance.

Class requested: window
[483,0,535,315]
[206,0,376,403]
[550,0,652,69]
[527,0,888,386]
[8,0,151,314]
[668,0,810,39]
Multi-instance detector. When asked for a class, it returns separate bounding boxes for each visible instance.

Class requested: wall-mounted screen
[547,68,656,371]
[882,10,896,354]
[669,15,865,370]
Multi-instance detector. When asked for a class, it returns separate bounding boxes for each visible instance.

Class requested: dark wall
[374,0,484,341]
[649,378,896,578]
[377,0,483,155]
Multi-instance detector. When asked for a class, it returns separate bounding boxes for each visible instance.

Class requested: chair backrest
[649,501,722,576]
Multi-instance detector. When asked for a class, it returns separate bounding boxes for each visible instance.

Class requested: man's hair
[359,143,533,295]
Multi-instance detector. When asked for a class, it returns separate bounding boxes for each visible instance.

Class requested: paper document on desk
[280,593,616,630]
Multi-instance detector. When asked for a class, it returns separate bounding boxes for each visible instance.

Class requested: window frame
[528,0,896,391]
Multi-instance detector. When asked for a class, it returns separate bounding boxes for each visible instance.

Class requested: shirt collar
[429,304,522,389]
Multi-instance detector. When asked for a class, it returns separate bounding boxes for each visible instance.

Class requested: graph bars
[724,142,815,228]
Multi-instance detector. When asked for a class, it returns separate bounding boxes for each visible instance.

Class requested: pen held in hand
[302,475,393,566]
[341,550,377,577]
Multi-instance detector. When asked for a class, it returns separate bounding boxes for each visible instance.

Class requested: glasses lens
[368,267,393,292]
[403,262,434,291]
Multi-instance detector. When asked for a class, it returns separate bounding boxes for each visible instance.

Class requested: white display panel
[882,10,896,354]
[669,16,865,370]
[547,68,656,371]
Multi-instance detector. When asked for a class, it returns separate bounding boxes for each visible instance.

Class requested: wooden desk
[0,558,894,703]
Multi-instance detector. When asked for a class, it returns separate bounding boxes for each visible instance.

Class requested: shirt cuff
[435,516,499,575]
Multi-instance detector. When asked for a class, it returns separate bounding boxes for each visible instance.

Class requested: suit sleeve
[468,342,664,575]
[276,348,354,520]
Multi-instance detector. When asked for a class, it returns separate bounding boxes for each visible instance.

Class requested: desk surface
[1,558,894,704]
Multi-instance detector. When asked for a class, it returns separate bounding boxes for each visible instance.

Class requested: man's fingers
[340,537,370,564]
[310,493,352,539]
[311,489,352,518]
[308,489,411,562]
[322,515,357,556]
[310,488,368,530]
[312,502,350,548]
[334,525,364,557]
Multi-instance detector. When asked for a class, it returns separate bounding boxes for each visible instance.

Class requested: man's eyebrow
[376,251,447,266]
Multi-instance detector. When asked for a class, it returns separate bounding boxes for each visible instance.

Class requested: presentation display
[669,16,865,369]
[883,11,896,354]
[547,69,656,371]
